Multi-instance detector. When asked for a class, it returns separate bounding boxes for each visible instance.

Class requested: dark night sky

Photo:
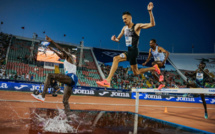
[0,0,215,53]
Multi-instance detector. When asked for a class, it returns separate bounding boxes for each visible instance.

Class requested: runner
[31,35,78,118]
[97,2,156,87]
[142,39,169,90]
[185,61,214,119]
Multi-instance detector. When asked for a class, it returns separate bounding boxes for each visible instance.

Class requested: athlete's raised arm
[45,35,69,58]
[47,46,65,59]
[136,2,155,30]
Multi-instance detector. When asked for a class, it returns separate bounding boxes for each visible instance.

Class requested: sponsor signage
[72,90,131,98]
[0,82,60,93]
[0,82,127,94]
[97,91,110,97]
[109,91,131,98]
[1,81,214,104]
[72,89,95,96]
[131,93,215,104]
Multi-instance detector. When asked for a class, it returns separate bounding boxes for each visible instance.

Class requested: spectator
[14,73,18,80]
[30,75,34,81]
[26,73,30,81]
[21,73,25,80]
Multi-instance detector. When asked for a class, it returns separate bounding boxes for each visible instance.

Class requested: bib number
[125,37,132,47]
[196,73,203,80]
[154,56,160,61]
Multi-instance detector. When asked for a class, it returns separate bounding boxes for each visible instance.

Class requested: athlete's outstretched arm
[111,26,125,42]
[46,35,69,57]
[136,2,155,29]
[142,49,152,66]
[48,46,65,59]
[159,47,169,66]
[46,36,63,51]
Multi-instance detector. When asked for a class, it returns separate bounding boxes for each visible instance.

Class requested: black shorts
[124,47,139,65]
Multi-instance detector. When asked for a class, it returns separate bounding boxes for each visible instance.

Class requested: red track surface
[0,91,214,133]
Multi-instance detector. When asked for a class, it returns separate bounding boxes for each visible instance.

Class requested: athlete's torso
[151,46,165,62]
[124,24,139,48]
[64,59,76,75]
[196,69,205,86]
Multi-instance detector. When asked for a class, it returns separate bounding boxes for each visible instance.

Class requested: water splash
[34,108,79,133]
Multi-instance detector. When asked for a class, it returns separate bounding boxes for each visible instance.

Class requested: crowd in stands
[1,33,214,89]
[9,39,38,65]
[1,36,102,86]
[101,64,187,89]
[0,33,13,79]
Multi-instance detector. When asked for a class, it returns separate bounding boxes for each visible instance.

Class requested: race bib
[154,56,160,61]
[125,37,132,47]
[64,68,68,74]
[196,73,203,81]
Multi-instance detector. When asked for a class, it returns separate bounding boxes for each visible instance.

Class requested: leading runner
[96,2,158,87]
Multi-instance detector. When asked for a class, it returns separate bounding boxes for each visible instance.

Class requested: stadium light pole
[28,33,37,64]
[79,37,84,67]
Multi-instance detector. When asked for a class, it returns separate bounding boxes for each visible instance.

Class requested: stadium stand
[3,35,103,87]
[76,48,102,87]
[100,64,187,89]
[0,32,13,79]
[2,34,214,89]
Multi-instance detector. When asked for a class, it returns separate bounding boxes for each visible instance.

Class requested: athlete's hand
[142,62,147,66]
[111,35,119,42]
[45,35,52,42]
[147,2,154,11]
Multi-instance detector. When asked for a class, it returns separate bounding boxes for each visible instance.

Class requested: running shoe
[96,79,110,87]
[204,113,208,119]
[158,84,165,90]
[153,64,160,75]
[31,94,45,102]
[159,75,164,82]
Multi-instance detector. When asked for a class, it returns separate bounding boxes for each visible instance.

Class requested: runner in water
[31,35,78,118]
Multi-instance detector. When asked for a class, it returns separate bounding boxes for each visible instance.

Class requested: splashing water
[34,109,78,133]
